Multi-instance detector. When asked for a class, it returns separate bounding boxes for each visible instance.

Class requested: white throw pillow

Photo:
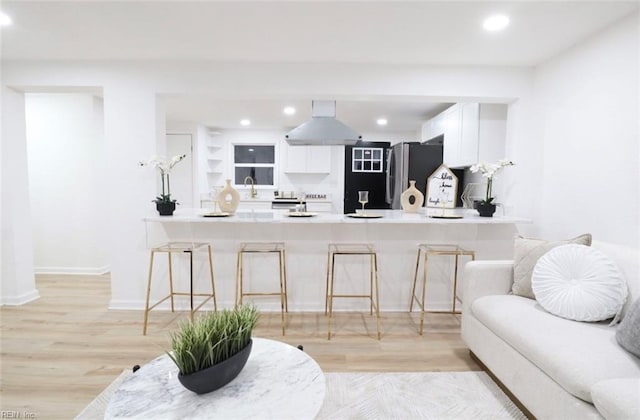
[532,244,627,322]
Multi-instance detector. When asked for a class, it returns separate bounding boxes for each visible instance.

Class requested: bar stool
[409,244,475,335]
[143,242,217,335]
[236,242,288,335]
[325,243,381,340]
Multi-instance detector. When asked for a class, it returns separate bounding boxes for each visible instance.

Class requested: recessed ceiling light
[376,118,388,126]
[483,15,509,32]
[283,106,296,115]
[240,119,251,126]
[0,12,12,26]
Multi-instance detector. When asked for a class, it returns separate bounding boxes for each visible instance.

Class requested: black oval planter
[476,202,497,217]
[156,201,176,216]
[178,339,252,394]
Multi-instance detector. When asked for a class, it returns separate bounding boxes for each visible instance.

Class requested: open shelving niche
[206,137,226,192]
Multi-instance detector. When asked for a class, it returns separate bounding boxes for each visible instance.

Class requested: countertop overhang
[144,209,530,224]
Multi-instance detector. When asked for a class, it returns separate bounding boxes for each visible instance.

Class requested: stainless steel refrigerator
[386,142,446,209]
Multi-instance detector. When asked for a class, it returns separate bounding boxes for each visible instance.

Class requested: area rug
[77,370,525,419]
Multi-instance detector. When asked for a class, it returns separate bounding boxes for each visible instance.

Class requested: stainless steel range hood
[285,100,362,146]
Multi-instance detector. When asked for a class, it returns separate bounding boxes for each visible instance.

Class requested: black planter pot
[156,201,176,216]
[178,339,253,394]
[476,202,497,217]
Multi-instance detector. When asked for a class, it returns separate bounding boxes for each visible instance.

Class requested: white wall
[530,12,639,249]
[25,93,108,274]
[1,87,38,305]
[0,56,564,307]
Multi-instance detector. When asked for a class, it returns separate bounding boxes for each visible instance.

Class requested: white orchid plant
[469,159,515,205]
[139,154,187,204]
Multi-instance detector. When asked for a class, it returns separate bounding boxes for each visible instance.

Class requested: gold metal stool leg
[282,248,289,313]
[419,251,429,336]
[278,249,286,336]
[409,247,422,312]
[142,250,156,336]
[373,252,381,340]
[369,254,374,316]
[452,253,460,313]
[327,252,336,340]
[207,244,217,312]
[167,251,175,312]
[235,250,243,308]
[187,250,195,322]
[324,247,331,315]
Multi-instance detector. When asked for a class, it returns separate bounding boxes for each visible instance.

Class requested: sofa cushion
[591,378,640,420]
[532,244,627,322]
[512,233,592,299]
[472,295,640,403]
[616,298,640,358]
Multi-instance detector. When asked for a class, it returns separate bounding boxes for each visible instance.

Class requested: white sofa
[461,244,640,419]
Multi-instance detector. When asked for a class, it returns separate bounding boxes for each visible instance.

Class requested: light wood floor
[0,274,479,419]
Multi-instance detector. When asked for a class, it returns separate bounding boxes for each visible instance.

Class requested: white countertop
[144,209,531,224]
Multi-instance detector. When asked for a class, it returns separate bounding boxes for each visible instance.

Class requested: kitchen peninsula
[143,209,528,312]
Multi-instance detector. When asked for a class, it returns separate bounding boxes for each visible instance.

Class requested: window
[352,147,383,173]
[233,145,275,186]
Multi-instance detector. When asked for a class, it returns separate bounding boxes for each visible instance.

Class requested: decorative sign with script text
[426,164,459,209]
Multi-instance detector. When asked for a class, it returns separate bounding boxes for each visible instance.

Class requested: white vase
[217,179,240,213]
[400,180,424,213]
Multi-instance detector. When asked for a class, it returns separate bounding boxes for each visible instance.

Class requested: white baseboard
[108,299,456,312]
[1,289,40,306]
[35,265,110,275]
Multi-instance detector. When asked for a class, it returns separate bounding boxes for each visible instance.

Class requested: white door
[166,134,193,208]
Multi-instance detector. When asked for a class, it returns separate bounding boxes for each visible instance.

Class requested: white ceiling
[2,1,637,133]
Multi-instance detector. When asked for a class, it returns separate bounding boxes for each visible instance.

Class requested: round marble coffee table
[105,338,326,419]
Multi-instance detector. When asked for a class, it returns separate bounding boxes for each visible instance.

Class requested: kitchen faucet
[243,176,258,198]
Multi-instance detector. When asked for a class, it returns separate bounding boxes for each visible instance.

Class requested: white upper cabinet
[422,103,502,169]
[476,104,508,164]
[458,103,480,167]
[283,143,331,173]
[443,103,479,168]
[442,105,462,166]
[421,112,445,142]
[421,120,435,142]
[284,145,307,173]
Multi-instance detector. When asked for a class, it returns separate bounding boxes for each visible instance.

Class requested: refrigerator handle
[385,148,393,204]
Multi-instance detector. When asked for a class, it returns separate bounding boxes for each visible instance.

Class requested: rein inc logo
[0,411,35,419]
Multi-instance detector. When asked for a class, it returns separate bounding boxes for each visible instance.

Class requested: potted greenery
[469,159,515,217]
[139,154,187,216]
[167,305,259,394]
